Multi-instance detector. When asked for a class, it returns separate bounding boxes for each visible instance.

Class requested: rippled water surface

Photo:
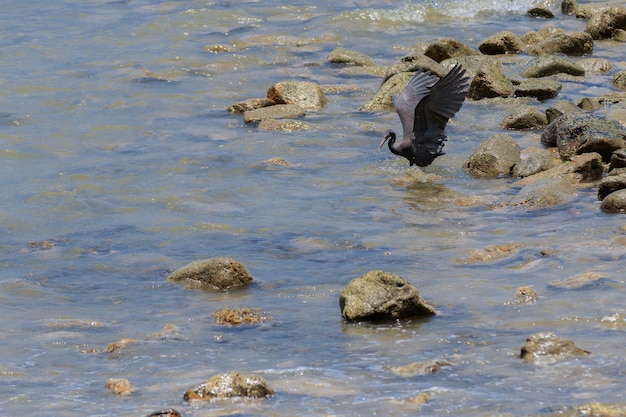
[2,1,626,416]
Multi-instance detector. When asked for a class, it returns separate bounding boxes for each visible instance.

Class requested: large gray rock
[528,31,593,55]
[167,257,254,290]
[521,54,585,78]
[478,31,525,55]
[464,134,521,177]
[520,332,591,362]
[184,372,273,400]
[339,270,435,322]
[585,7,626,39]
[540,113,626,161]
[267,80,328,110]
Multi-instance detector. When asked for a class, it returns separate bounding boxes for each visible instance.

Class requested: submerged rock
[339,270,435,322]
[166,257,254,290]
[513,286,539,304]
[520,332,591,362]
[464,134,521,177]
[390,359,452,377]
[541,113,626,161]
[146,410,181,417]
[105,378,134,396]
[184,372,273,400]
[510,176,578,209]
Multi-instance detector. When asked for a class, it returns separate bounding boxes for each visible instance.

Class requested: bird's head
[378,130,396,151]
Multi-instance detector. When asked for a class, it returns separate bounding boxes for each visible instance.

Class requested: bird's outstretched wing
[413,64,469,139]
[393,69,439,139]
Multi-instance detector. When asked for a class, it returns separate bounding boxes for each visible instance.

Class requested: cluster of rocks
[226,3,626,213]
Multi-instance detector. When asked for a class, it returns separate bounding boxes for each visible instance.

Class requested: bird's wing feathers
[414,65,469,139]
[393,70,438,138]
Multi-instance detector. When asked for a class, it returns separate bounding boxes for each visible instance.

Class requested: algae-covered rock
[167,257,254,290]
[339,270,435,322]
[520,332,590,362]
[184,372,273,400]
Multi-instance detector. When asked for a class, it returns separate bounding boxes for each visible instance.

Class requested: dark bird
[379,64,470,167]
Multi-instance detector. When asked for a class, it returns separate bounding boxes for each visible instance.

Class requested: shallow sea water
[2,0,626,416]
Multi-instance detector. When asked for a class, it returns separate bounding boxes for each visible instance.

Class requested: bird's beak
[378,136,388,151]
